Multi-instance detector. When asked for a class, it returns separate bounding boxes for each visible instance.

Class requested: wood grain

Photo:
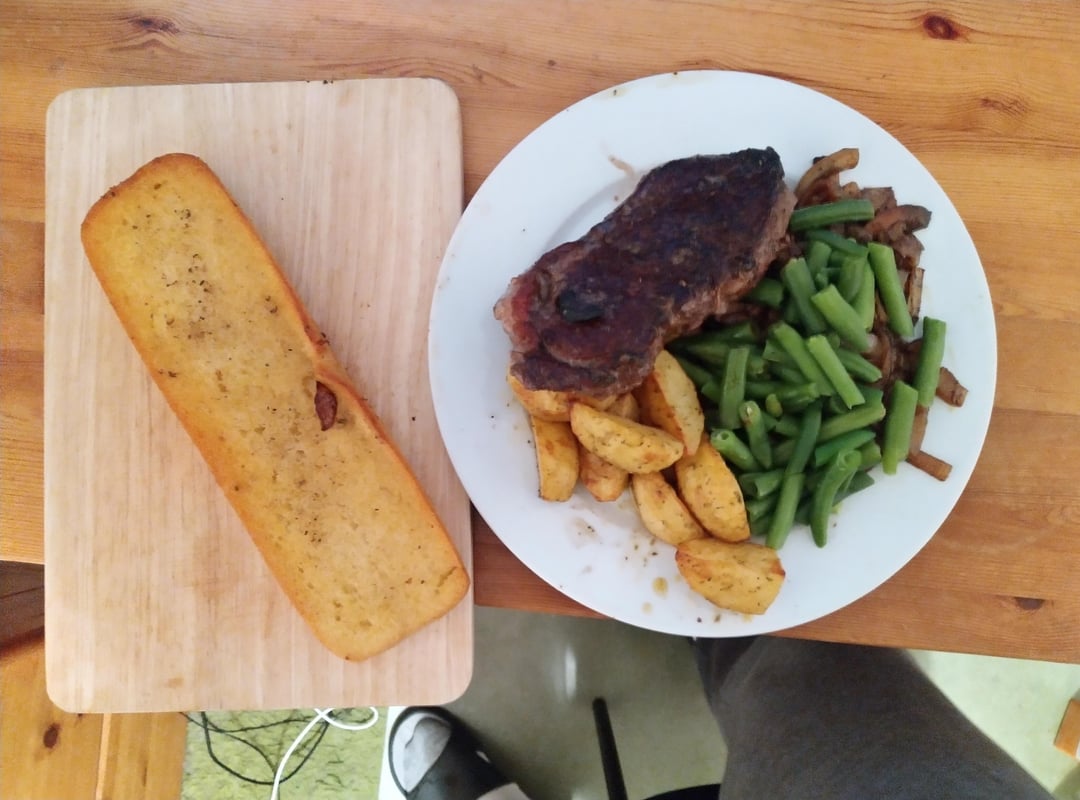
[42,79,472,712]
[0,638,103,800]
[97,711,187,800]
[0,637,185,800]
[3,0,1079,664]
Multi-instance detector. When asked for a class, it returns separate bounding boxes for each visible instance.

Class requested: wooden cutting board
[43,78,472,713]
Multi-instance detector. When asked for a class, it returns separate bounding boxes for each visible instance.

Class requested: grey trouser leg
[694,638,1053,799]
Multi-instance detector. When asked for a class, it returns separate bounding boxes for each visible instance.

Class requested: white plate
[428,71,995,636]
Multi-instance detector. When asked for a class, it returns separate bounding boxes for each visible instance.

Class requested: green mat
[181,707,387,798]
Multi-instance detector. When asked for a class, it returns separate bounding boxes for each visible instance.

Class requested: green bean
[715,321,759,343]
[828,250,847,269]
[816,401,886,442]
[772,364,811,386]
[750,513,774,539]
[813,268,830,290]
[745,494,778,523]
[853,261,876,332]
[858,441,882,471]
[913,317,947,406]
[793,496,811,526]
[857,385,885,408]
[813,428,876,468]
[780,258,828,334]
[845,470,876,495]
[806,334,865,409]
[747,353,769,379]
[738,468,785,499]
[805,239,832,276]
[700,378,722,405]
[746,380,782,400]
[765,472,805,550]
[782,300,801,325]
[785,400,822,478]
[760,410,779,432]
[882,380,918,474]
[825,393,850,416]
[810,449,862,546]
[762,338,796,366]
[674,338,729,366]
[838,254,866,303]
[764,392,784,419]
[804,229,868,258]
[833,346,882,384]
[674,355,713,389]
[772,437,795,467]
[788,199,876,232]
[747,277,785,308]
[837,465,858,497]
[719,346,750,430]
[810,284,871,352]
[772,414,802,438]
[769,322,834,396]
[774,381,821,411]
[740,400,773,470]
[672,327,754,361]
[867,242,914,338]
[709,429,761,472]
[795,469,875,525]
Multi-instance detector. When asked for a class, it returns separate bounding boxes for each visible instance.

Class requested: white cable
[269,706,380,800]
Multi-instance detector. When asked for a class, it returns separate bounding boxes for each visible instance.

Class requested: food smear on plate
[494,146,967,616]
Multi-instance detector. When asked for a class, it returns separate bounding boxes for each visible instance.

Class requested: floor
[182,607,1080,799]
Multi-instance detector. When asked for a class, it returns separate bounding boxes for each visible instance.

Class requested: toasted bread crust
[81,153,468,661]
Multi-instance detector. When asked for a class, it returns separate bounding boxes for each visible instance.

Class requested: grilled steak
[494,147,796,396]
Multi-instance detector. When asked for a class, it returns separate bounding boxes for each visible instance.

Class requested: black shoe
[388,707,509,800]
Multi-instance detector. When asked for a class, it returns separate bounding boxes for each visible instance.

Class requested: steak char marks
[495,147,796,397]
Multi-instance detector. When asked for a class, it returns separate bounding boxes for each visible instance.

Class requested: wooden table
[3,1,1078,667]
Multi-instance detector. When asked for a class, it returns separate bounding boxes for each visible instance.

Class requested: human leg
[695,638,1052,799]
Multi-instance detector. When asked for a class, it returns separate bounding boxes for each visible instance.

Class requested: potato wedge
[634,350,704,456]
[607,392,640,423]
[529,416,579,501]
[570,403,684,474]
[675,538,785,614]
[579,392,638,501]
[631,472,706,546]
[579,446,628,502]
[508,371,616,422]
[674,434,750,542]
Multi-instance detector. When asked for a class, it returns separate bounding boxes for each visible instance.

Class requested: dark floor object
[592,697,721,800]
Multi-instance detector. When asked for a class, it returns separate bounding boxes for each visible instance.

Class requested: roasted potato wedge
[607,392,640,423]
[675,538,785,615]
[674,434,750,542]
[529,416,579,501]
[570,403,684,474]
[579,447,628,502]
[631,472,706,546]
[508,371,615,422]
[634,350,705,456]
[579,393,638,501]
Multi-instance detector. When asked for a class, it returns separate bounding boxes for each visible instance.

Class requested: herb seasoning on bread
[80,153,469,661]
